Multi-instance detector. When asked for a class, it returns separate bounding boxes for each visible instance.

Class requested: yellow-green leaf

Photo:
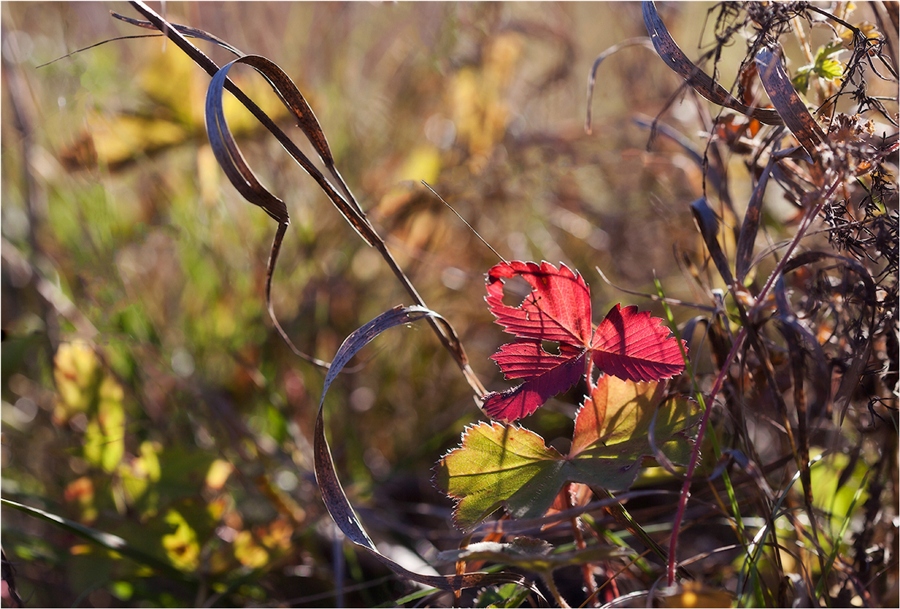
[436,380,699,529]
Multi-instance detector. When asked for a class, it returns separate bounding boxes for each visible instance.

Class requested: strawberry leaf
[571,375,663,456]
[436,392,698,529]
[591,304,687,383]
[486,261,593,345]
[434,422,567,528]
[482,262,687,422]
[571,375,698,466]
[483,342,586,422]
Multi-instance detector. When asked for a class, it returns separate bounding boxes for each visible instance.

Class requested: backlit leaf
[591,304,687,383]
[486,260,593,345]
[435,422,567,528]
[484,342,586,422]
[483,261,686,422]
[571,375,662,456]
[572,376,697,467]
[437,394,698,529]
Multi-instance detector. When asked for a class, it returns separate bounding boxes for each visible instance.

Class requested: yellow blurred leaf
[396,145,442,184]
[119,441,162,510]
[61,45,287,170]
[139,441,162,482]
[53,341,101,422]
[449,32,521,165]
[162,509,201,571]
[260,517,292,552]
[86,114,188,168]
[205,459,235,491]
[233,529,269,569]
[139,48,204,126]
[64,476,97,524]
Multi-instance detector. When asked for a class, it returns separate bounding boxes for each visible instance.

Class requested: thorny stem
[665,176,840,586]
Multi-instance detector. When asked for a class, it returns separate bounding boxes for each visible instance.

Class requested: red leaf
[486,261,592,346]
[591,305,686,382]
[483,343,586,422]
[482,262,687,422]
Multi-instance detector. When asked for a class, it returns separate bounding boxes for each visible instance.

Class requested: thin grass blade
[1,498,190,581]
[735,152,777,284]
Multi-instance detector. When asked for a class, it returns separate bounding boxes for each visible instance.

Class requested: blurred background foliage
[1,2,896,607]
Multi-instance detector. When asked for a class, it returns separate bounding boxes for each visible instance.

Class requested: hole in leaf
[541,340,561,355]
[501,276,532,307]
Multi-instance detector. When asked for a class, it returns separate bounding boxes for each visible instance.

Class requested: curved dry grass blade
[632,115,701,165]
[773,279,830,422]
[735,152,777,285]
[754,45,827,159]
[205,58,332,364]
[782,252,877,423]
[126,1,484,396]
[642,1,783,126]
[125,2,375,246]
[314,306,533,592]
[263,224,332,367]
[206,55,375,242]
[586,37,656,134]
[223,54,367,220]
[690,198,735,287]
[206,62,289,224]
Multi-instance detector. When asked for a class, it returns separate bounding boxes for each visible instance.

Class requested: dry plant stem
[542,571,571,609]
[565,483,598,603]
[126,1,485,397]
[665,176,841,586]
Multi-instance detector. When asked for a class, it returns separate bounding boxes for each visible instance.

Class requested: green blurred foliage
[1,2,896,607]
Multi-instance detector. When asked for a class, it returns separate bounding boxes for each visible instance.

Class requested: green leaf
[435,422,567,527]
[793,41,845,93]
[815,58,843,81]
[476,582,533,608]
[436,377,699,529]
[792,68,812,94]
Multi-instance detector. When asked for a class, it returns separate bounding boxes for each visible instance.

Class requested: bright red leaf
[482,261,686,422]
[591,304,687,382]
[486,260,593,346]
